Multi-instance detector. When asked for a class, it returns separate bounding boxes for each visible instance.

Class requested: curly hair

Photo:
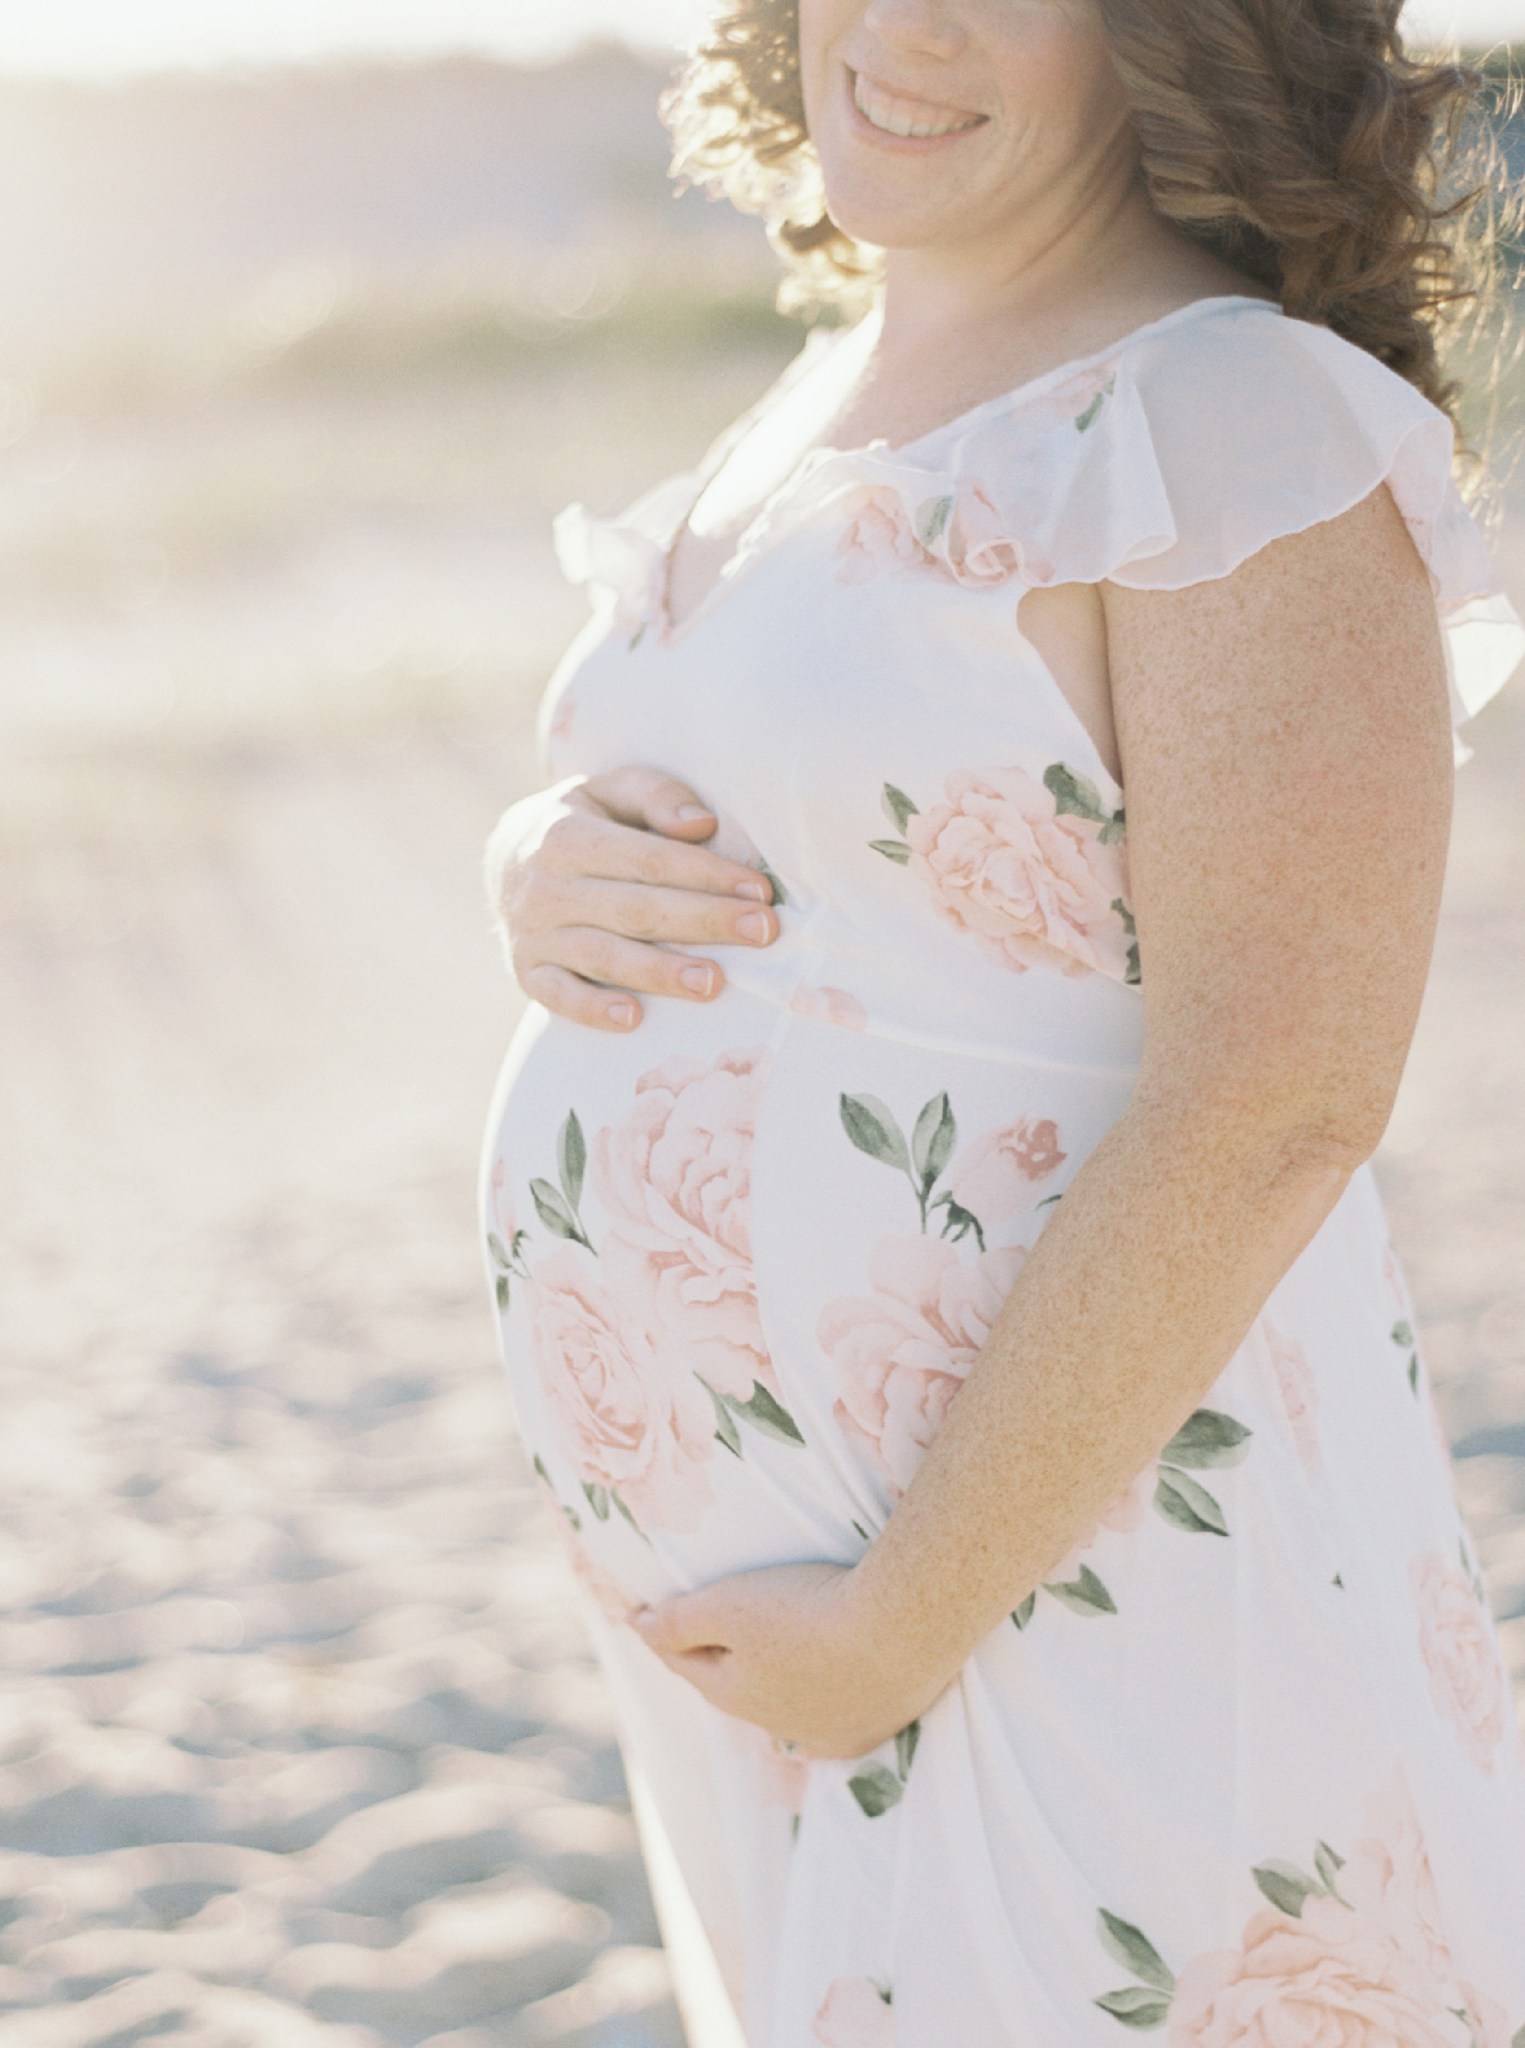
[658,0,1516,432]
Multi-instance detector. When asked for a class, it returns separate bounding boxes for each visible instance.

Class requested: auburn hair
[658,0,1516,434]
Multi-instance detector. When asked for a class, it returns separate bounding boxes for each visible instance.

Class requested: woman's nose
[859,0,969,61]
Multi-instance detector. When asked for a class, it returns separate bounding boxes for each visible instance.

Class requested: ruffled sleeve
[932,302,1524,758]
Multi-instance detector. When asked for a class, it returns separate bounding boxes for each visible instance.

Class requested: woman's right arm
[484,766,779,1031]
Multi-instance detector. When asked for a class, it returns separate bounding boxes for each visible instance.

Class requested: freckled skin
[518,6,1460,1753]
[640,488,1453,1757]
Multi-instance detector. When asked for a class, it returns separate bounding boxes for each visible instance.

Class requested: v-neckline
[651,290,1281,650]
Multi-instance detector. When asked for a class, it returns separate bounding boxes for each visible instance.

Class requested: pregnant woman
[480,1,1525,2041]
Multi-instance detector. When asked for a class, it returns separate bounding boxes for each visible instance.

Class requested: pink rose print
[904,765,1130,980]
[1166,1895,1460,2048]
[948,1114,1066,1226]
[943,481,1054,587]
[835,486,938,584]
[814,1975,894,2047]
[1264,1318,1321,1474]
[1338,1773,1454,1987]
[1097,1770,1499,2047]
[592,1047,776,1405]
[1409,1550,1509,1772]
[790,982,869,1031]
[818,1234,1025,1497]
[525,1243,715,1534]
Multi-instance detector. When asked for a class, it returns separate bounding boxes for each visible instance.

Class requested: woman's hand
[631,1561,951,1761]
[484,765,779,1031]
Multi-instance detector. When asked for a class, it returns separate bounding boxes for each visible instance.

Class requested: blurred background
[0,3,1522,2044]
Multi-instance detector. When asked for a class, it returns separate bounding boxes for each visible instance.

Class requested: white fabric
[483,296,1525,2046]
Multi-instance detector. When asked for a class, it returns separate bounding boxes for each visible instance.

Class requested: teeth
[853,72,984,139]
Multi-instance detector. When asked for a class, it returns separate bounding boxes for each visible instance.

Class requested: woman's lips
[846,65,989,150]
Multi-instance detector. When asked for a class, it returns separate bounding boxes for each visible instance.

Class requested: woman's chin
[817,181,966,256]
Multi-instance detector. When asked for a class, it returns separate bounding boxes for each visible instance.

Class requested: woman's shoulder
[923,291,1522,749]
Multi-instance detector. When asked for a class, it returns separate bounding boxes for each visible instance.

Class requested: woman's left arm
[633,483,1455,1756]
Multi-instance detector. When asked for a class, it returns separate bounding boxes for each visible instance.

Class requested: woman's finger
[553,927,726,1003]
[554,874,777,949]
[582,764,719,838]
[550,809,773,903]
[516,960,643,1033]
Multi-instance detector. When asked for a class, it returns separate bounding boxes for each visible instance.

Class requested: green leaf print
[700,1378,744,1458]
[931,1191,987,1251]
[557,1110,586,1213]
[912,1092,957,1194]
[754,857,788,906]
[1390,1319,1422,1395]
[868,837,913,864]
[850,1716,920,1818]
[894,1718,921,1779]
[843,1087,971,1233]
[610,1490,642,1535]
[915,494,955,548]
[1154,1467,1229,1537]
[1094,1906,1176,2031]
[1511,2026,1525,2048]
[1160,1408,1253,1470]
[1095,1987,1171,2029]
[1074,377,1117,433]
[582,1481,611,1522]
[699,1376,806,1453]
[1043,1563,1118,1616]
[1112,897,1142,985]
[881,782,920,834]
[1010,1592,1037,1630]
[840,1093,912,1173]
[1045,762,1111,824]
[1098,1911,1175,1995]
[1313,1840,1347,1901]
[730,1381,807,1447]
[1252,1859,1321,1917]
[531,1177,590,1248]
[848,1763,904,1818]
[495,1272,511,1312]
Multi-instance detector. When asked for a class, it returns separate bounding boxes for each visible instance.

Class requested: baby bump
[479,990,1138,1612]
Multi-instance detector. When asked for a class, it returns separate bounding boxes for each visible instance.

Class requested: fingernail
[609,1001,637,1027]
[734,877,770,902]
[680,963,715,996]
[675,804,713,822]
[738,912,771,943]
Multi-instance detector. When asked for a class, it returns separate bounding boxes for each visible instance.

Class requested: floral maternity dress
[479,294,1525,2047]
